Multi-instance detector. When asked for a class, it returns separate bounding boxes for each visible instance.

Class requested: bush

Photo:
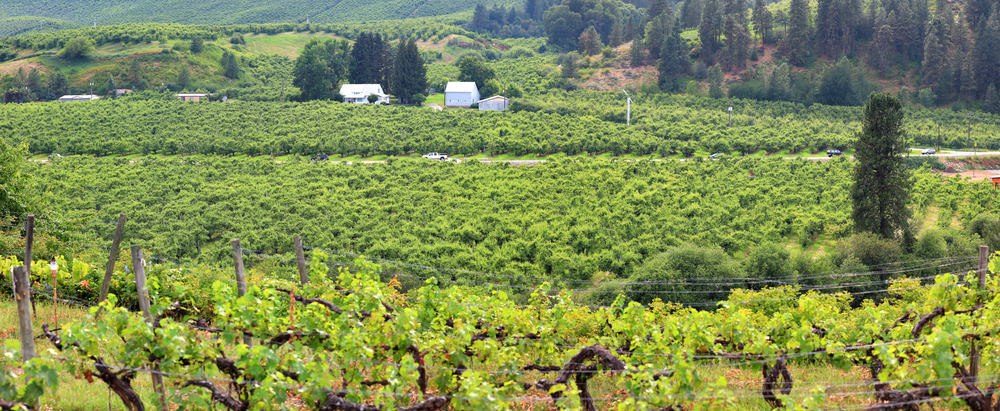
[58,37,94,61]
[505,47,535,59]
[624,244,744,306]
[918,88,937,107]
[914,229,946,259]
[835,232,902,268]
[742,242,792,284]
[968,213,1000,252]
[680,142,696,157]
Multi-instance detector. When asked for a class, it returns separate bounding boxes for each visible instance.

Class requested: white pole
[623,90,631,126]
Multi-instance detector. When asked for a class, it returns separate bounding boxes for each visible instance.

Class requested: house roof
[445,82,478,93]
[58,95,100,100]
[477,95,508,103]
[176,93,209,97]
[339,84,386,96]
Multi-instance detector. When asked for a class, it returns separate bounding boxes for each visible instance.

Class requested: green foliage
[968,212,1000,252]
[835,232,903,267]
[816,58,877,107]
[542,0,640,51]
[625,244,743,306]
[851,93,911,240]
[918,88,937,107]
[0,137,30,218]
[190,36,204,53]
[742,242,792,282]
[392,38,427,102]
[458,55,497,89]
[293,38,350,101]
[57,36,94,60]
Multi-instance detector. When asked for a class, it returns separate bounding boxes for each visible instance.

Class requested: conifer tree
[780,0,811,65]
[392,38,427,103]
[190,36,204,53]
[610,19,625,47]
[177,67,190,90]
[751,0,773,45]
[972,13,1000,95]
[629,38,645,66]
[921,32,945,91]
[699,0,723,54]
[107,74,117,94]
[984,83,1000,114]
[724,0,748,27]
[681,0,703,29]
[658,18,686,92]
[579,26,603,56]
[708,63,724,98]
[851,93,911,240]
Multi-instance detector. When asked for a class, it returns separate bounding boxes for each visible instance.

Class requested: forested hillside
[0,0,518,26]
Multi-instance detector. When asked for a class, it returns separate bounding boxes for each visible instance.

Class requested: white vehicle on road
[422,152,449,160]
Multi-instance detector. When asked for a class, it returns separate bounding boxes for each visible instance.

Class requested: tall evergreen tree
[708,63,724,98]
[190,36,204,53]
[699,0,723,55]
[751,0,773,45]
[780,0,811,65]
[392,39,427,103]
[106,74,117,95]
[681,0,703,29]
[177,67,190,90]
[222,51,239,78]
[579,26,604,55]
[47,71,69,97]
[961,52,977,100]
[921,32,945,91]
[26,68,41,96]
[293,38,351,101]
[658,18,686,92]
[350,32,393,91]
[645,14,670,59]
[972,13,1000,95]
[724,0,748,27]
[723,16,750,71]
[816,0,862,56]
[984,83,1000,114]
[610,19,625,47]
[629,37,646,66]
[471,4,490,31]
[851,93,911,240]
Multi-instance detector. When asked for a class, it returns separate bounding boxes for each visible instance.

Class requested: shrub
[624,244,744,306]
[835,232,902,268]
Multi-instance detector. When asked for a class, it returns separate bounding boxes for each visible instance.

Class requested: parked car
[922,148,936,155]
[48,153,63,159]
[708,153,723,159]
[310,154,329,161]
[422,152,449,160]
[826,149,843,157]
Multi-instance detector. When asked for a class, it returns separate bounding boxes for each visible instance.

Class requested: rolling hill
[0,0,517,27]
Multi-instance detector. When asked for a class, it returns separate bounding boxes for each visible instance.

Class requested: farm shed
[176,93,209,102]
[445,82,480,107]
[58,95,100,102]
[477,96,509,111]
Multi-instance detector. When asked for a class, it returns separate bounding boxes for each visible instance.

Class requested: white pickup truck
[422,152,449,160]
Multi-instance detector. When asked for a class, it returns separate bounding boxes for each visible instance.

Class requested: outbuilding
[58,95,100,102]
[444,82,480,107]
[176,93,209,102]
[477,95,509,111]
[339,84,389,104]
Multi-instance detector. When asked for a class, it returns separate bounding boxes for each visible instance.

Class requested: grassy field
[242,32,348,58]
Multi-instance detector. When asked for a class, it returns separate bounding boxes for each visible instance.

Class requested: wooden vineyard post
[232,239,252,347]
[98,213,128,310]
[13,266,35,363]
[131,245,166,410]
[970,245,989,383]
[24,214,35,319]
[294,236,308,285]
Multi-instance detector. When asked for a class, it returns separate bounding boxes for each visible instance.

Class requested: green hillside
[0,0,516,27]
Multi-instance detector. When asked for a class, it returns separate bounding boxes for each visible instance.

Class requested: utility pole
[728,105,733,127]
[622,90,632,126]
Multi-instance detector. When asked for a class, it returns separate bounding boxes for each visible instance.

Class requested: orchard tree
[851,93,911,240]
[0,137,30,218]
[58,37,94,61]
[190,36,205,53]
[177,67,191,90]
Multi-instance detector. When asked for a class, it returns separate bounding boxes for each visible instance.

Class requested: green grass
[424,93,444,105]
[242,32,347,58]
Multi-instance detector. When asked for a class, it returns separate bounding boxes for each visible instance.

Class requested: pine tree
[752,0,773,45]
[851,92,911,240]
[658,18,686,92]
[921,32,944,91]
[723,16,750,71]
[107,74,117,95]
[645,14,670,59]
[471,4,490,31]
[724,0,748,27]
[579,26,603,56]
[222,51,239,78]
[177,67,190,90]
[681,0,703,29]
[610,19,625,47]
[780,0,811,65]
[47,71,69,97]
[961,53,977,100]
[699,0,723,54]
[392,39,427,103]
[708,63,725,98]
[984,83,1000,114]
[972,13,1000,95]
[645,0,674,24]
[629,38,646,66]
[190,36,204,53]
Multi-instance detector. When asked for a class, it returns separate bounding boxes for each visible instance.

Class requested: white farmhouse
[444,82,480,107]
[477,95,509,111]
[340,84,389,104]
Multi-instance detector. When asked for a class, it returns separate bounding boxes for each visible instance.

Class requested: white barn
[340,84,389,104]
[477,95,509,111]
[444,82,480,107]
[58,95,100,102]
